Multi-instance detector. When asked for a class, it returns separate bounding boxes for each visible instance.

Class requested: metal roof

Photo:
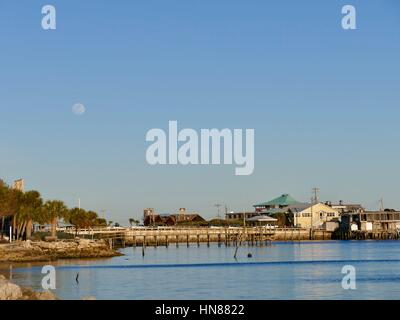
[254,194,302,207]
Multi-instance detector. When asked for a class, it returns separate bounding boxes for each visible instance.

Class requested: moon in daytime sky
[72,103,86,115]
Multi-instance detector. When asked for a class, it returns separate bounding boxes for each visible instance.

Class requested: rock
[34,290,58,300]
[0,278,23,300]
[23,240,32,248]
[78,239,92,247]
[44,236,57,242]
[0,239,120,263]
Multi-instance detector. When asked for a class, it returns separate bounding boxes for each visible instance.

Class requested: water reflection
[2,241,400,300]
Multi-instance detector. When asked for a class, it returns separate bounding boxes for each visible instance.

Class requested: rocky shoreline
[0,239,121,300]
[0,239,122,263]
[0,274,58,300]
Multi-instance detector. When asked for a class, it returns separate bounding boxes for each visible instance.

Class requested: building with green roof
[253,194,303,211]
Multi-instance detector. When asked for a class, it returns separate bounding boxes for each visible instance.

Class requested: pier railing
[61,226,335,247]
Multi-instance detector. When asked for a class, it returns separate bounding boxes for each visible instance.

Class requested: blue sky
[0,1,400,223]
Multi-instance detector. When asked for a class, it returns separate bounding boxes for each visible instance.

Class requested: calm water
[3,240,400,300]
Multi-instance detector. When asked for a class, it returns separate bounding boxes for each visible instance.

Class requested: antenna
[215,204,222,219]
[312,187,320,204]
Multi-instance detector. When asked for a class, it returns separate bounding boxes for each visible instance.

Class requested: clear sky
[1,1,400,224]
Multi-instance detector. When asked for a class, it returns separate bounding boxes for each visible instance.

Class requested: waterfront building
[324,201,364,213]
[225,211,259,221]
[245,215,278,227]
[340,210,400,232]
[143,208,205,226]
[253,194,304,212]
[293,203,340,229]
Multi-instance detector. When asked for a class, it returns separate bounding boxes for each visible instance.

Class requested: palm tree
[66,207,86,237]
[43,200,68,238]
[15,191,42,240]
[85,211,98,229]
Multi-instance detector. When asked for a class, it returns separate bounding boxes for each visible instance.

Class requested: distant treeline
[0,180,106,240]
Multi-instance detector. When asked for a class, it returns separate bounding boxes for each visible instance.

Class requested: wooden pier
[104,227,276,248]
[71,227,336,248]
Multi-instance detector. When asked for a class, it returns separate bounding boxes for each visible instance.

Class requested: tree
[129,218,139,227]
[0,181,22,238]
[14,190,43,240]
[85,211,99,229]
[43,200,68,238]
[95,218,107,227]
[66,208,87,236]
[66,208,101,236]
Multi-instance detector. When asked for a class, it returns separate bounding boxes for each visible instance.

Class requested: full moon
[72,103,85,115]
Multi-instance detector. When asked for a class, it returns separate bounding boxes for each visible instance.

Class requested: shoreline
[0,239,122,263]
[0,274,58,300]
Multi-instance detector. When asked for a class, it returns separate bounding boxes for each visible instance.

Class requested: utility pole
[312,187,320,204]
[243,210,247,243]
[309,187,319,240]
[310,196,314,239]
[215,204,222,219]
[379,198,385,211]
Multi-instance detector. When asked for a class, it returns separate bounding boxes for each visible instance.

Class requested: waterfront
[1,241,400,300]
